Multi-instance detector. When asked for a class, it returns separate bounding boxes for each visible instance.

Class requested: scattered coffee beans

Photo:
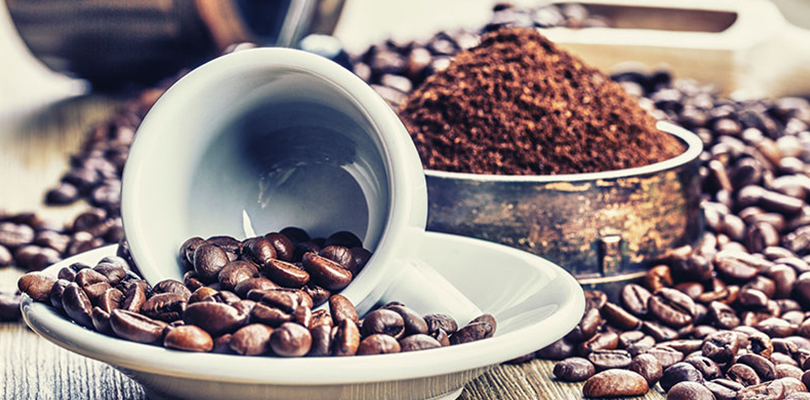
[18,228,497,358]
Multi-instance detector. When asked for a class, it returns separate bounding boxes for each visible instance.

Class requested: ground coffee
[399,27,684,175]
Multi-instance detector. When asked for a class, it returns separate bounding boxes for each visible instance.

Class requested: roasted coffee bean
[660,362,704,392]
[163,325,213,352]
[263,259,310,288]
[425,313,458,335]
[0,245,11,267]
[582,369,648,398]
[293,241,321,262]
[385,304,428,335]
[18,272,56,302]
[180,237,206,268]
[777,364,804,380]
[433,328,451,346]
[183,271,204,292]
[302,284,331,308]
[121,282,147,312]
[34,230,70,254]
[269,322,312,357]
[451,321,495,345]
[736,380,788,400]
[738,353,777,381]
[310,309,333,329]
[659,339,703,355]
[706,379,744,400]
[740,288,770,307]
[628,354,662,386]
[319,245,357,273]
[248,289,299,313]
[650,288,696,327]
[206,236,242,257]
[584,290,608,311]
[241,237,276,266]
[362,309,405,339]
[216,261,260,292]
[279,227,310,245]
[152,279,192,300]
[0,222,35,249]
[324,231,362,248]
[308,324,332,357]
[110,309,167,344]
[141,293,187,322]
[588,349,632,370]
[703,331,740,363]
[302,253,352,291]
[328,294,358,325]
[59,263,88,281]
[350,247,372,272]
[84,282,113,304]
[357,334,401,355]
[75,268,109,288]
[233,277,278,298]
[263,232,294,262]
[96,287,123,313]
[537,338,577,360]
[0,291,22,321]
[747,331,774,359]
[708,301,741,329]
[332,319,360,357]
[692,325,719,339]
[399,334,442,352]
[61,282,93,327]
[249,303,293,327]
[727,363,761,387]
[757,317,798,337]
[554,357,596,382]
[619,331,655,349]
[91,306,113,335]
[642,321,679,342]
[779,377,807,398]
[634,346,684,369]
[188,286,219,304]
[48,279,69,310]
[193,243,230,282]
[601,302,640,330]
[183,302,246,336]
[228,323,274,356]
[568,308,602,341]
[645,265,673,292]
[667,382,716,400]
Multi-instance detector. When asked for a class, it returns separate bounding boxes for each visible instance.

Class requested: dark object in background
[5,0,346,90]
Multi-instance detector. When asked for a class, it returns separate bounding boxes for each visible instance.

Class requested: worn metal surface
[426,122,704,284]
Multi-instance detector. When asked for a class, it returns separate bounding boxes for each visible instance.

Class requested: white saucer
[21,232,583,400]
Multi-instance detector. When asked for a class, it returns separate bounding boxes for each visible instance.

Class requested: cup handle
[355,258,483,327]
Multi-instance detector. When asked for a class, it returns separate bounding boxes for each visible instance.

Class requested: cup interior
[122,49,423,284]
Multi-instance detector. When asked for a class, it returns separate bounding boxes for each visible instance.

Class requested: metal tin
[425,121,703,286]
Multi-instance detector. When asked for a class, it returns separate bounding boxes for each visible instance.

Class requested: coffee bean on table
[705,379,743,400]
[536,338,577,360]
[553,357,595,382]
[634,346,684,369]
[0,291,22,321]
[685,355,722,380]
[649,288,696,327]
[601,303,640,330]
[582,369,648,398]
[703,330,740,363]
[164,325,213,352]
[628,354,662,386]
[667,381,715,400]
[18,272,56,302]
[737,353,777,381]
[621,284,651,316]
[736,380,788,400]
[726,363,761,387]
[588,349,632,370]
[660,362,704,392]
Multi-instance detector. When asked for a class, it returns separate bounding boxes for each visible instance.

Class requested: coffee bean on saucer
[399,334,441,352]
[164,325,213,352]
[270,322,311,357]
[362,309,405,339]
[18,272,56,302]
[229,324,274,356]
[110,309,167,344]
[357,334,401,355]
[329,294,358,325]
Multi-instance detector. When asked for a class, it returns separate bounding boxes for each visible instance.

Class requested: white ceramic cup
[122,48,481,321]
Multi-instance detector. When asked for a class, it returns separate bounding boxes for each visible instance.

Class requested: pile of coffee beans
[18,227,496,356]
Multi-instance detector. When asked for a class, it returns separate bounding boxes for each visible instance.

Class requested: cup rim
[424,121,703,183]
[121,48,428,307]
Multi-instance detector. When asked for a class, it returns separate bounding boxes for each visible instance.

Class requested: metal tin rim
[424,121,703,183]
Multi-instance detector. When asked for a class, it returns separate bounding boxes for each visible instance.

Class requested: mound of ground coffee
[399,27,684,175]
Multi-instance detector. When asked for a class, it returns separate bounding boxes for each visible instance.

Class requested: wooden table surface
[0,1,671,399]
